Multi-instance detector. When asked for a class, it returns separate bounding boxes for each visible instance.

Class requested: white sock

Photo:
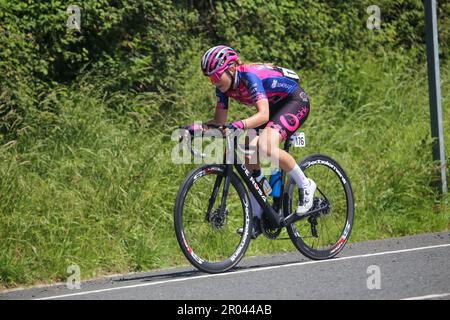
[288,164,310,188]
[249,192,263,219]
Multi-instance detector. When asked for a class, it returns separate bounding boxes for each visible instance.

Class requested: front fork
[205,165,231,222]
[219,165,232,217]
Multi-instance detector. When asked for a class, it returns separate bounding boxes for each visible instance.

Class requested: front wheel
[174,165,252,273]
[283,154,354,260]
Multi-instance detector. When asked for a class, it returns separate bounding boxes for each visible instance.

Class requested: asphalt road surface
[1,231,449,300]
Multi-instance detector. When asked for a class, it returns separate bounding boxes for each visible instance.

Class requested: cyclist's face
[209,68,234,93]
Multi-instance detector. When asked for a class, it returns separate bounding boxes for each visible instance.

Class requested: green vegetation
[0,0,449,288]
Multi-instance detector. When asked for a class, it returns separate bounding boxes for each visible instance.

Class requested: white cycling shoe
[296,178,317,216]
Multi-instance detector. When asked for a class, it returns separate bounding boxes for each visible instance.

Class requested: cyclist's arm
[240,72,269,129]
[206,88,228,127]
[206,107,227,127]
[242,98,269,129]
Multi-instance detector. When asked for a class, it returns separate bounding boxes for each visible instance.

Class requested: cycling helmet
[201,45,239,76]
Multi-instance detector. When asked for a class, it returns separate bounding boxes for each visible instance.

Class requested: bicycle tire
[174,164,252,273]
[283,154,355,260]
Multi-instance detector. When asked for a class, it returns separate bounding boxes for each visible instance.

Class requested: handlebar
[177,124,255,158]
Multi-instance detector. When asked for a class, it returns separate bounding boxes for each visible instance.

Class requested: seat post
[284,136,292,153]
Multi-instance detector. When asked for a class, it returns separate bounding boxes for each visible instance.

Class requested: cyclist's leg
[244,131,260,172]
[257,86,315,214]
[240,128,264,237]
[257,127,294,172]
[257,86,310,173]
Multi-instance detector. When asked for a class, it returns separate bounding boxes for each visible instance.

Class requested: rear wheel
[283,154,354,260]
[174,165,252,273]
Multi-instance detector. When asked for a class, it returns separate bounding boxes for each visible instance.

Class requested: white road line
[35,243,450,300]
[402,293,450,300]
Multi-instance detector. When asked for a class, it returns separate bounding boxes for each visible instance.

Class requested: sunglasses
[208,70,224,84]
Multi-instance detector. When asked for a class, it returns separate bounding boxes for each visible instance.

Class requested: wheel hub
[208,208,227,229]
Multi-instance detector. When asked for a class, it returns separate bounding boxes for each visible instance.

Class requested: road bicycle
[174,125,354,273]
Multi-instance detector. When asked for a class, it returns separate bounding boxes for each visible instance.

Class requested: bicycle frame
[176,127,353,271]
[214,132,317,229]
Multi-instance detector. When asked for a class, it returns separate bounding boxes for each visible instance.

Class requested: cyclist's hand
[183,123,208,135]
[224,120,245,135]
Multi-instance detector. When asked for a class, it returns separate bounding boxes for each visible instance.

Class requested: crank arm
[283,204,330,226]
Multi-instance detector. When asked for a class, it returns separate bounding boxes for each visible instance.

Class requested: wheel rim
[180,171,250,267]
[287,160,352,255]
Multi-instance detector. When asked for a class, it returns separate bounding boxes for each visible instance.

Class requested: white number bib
[290,132,306,148]
[279,67,300,81]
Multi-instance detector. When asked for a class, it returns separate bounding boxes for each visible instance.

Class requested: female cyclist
[187,45,316,238]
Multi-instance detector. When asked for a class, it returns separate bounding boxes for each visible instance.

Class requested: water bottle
[269,168,282,197]
[253,170,272,195]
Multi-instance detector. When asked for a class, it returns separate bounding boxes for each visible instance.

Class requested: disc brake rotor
[208,208,228,229]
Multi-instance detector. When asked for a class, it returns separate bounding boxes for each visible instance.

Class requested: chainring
[260,216,282,240]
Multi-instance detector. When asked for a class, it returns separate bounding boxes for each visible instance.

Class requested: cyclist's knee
[257,139,274,159]
[245,152,259,167]
[257,132,279,158]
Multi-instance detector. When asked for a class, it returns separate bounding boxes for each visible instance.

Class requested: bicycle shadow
[112,269,201,283]
[113,258,307,284]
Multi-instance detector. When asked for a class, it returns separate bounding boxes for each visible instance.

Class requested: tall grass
[0,50,448,288]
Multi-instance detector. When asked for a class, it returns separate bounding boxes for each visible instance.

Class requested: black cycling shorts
[255,86,310,141]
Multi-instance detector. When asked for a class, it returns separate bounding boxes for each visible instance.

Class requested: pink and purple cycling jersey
[216,64,298,110]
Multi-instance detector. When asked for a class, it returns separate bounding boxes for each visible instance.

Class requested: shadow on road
[113,258,308,284]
